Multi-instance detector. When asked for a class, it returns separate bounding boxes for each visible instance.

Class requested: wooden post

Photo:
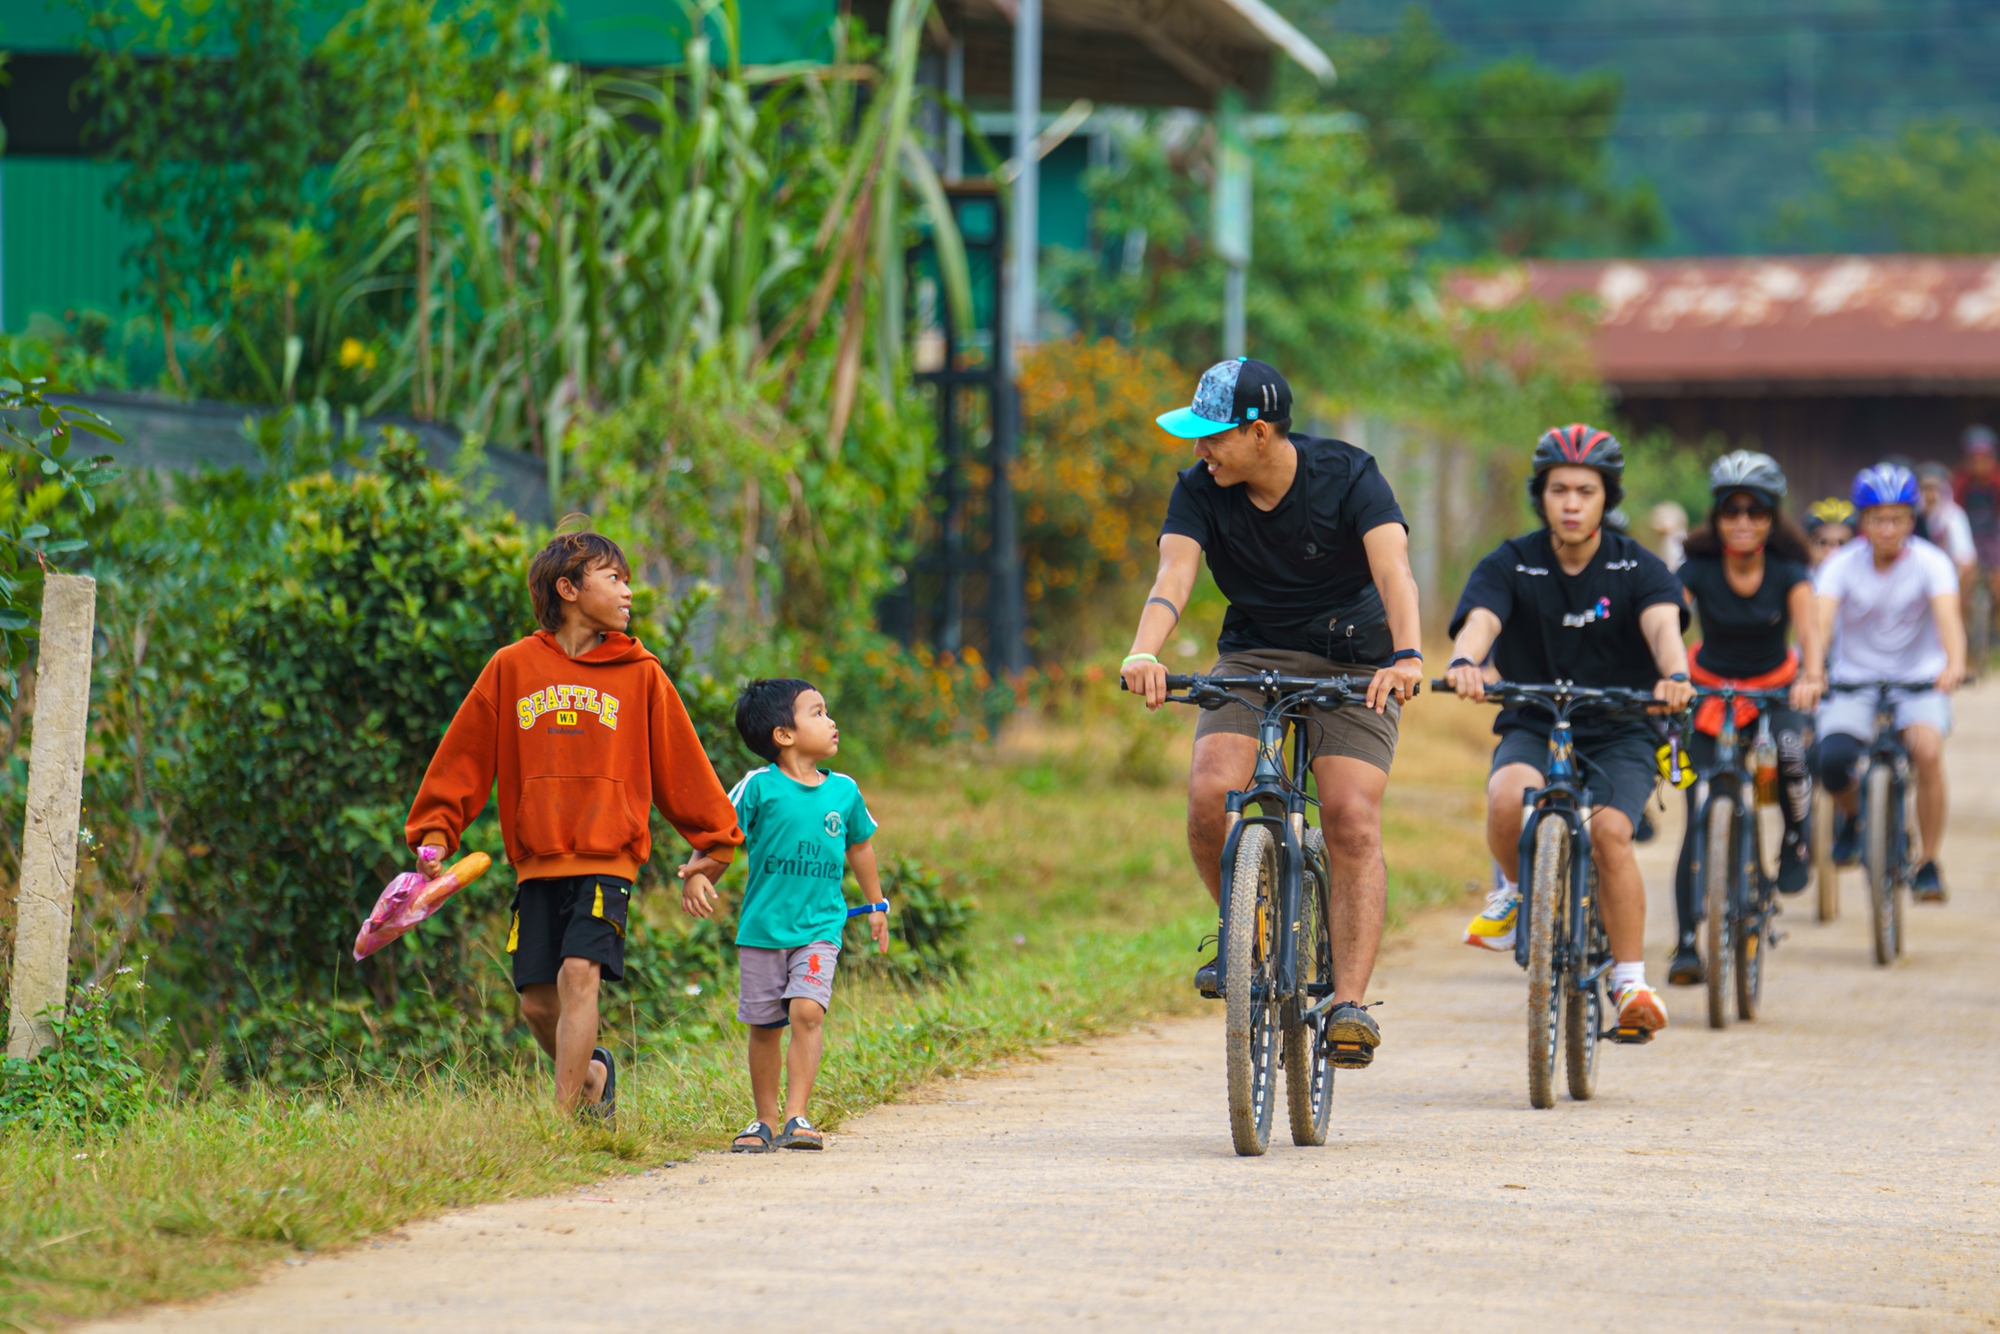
[5,574,97,1060]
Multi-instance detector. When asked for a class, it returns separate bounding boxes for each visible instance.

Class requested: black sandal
[732,1120,774,1153]
[776,1115,824,1150]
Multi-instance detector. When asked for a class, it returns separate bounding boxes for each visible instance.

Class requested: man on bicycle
[1121,357,1424,1066]
[1443,425,1694,1035]
[1813,464,1966,903]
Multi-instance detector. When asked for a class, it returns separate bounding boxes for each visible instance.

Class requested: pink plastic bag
[353,852,492,961]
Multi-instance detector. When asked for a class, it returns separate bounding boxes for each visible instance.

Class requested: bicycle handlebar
[1426,678,1666,711]
[1827,679,1938,693]
[1121,671,1379,695]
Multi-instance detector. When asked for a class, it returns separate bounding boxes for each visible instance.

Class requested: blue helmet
[1851,463,1918,511]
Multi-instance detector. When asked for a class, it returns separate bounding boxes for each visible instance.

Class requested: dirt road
[87,694,2000,1332]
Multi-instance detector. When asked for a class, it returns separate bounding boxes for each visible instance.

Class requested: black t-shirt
[1678,554,1812,678]
[1450,529,1690,739]
[1160,435,1405,664]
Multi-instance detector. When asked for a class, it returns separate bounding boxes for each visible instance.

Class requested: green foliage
[843,854,975,985]
[0,365,121,711]
[0,312,128,394]
[0,974,154,1135]
[75,0,321,394]
[1779,120,2000,253]
[1050,118,1442,394]
[161,429,532,1044]
[1322,9,1664,258]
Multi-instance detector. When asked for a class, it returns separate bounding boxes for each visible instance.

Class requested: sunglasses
[1717,503,1772,520]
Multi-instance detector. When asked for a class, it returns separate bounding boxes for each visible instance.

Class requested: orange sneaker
[1612,981,1668,1033]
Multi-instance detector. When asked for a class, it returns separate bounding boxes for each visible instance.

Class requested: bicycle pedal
[1320,1040,1375,1069]
[1607,1025,1655,1045]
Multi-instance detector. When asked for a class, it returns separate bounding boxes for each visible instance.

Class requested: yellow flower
[338,338,366,369]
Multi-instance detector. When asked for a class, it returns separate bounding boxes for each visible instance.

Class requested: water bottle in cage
[1752,715,1780,806]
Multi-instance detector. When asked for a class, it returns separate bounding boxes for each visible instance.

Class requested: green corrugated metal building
[0,0,838,331]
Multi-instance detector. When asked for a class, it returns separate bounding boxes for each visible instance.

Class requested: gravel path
[85,692,2000,1332]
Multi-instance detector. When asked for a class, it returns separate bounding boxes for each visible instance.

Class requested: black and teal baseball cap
[1155,357,1293,439]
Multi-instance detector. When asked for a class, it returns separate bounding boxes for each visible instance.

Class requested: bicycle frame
[1211,680,1338,1018]
[1447,680,1676,1009]
[1689,685,1792,922]
[1839,681,1929,878]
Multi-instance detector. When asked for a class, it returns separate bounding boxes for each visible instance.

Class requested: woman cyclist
[1668,452,1825,986]
[1804,497,1856,566]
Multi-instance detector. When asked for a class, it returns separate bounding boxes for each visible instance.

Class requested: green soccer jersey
[728,766,879,949]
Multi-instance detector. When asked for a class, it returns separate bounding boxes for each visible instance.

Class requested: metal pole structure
[1009,0,1041,358]
[5,575,97,1059]
[946,37,965,184]
[1213,89,1251,358]
[989,193,1027,673]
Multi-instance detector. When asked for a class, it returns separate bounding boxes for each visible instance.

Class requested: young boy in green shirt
[680,678,887,1151]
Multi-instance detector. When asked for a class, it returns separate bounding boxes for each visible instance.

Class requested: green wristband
[1123,653,1159,666]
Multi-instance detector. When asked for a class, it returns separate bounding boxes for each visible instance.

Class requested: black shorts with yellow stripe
[507,874,632,992]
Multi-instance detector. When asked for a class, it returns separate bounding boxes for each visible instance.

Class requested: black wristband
[1390,648,1423,663]
[1449,657,1476,670]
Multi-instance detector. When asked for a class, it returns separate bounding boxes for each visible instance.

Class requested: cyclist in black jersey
[1669,452,1825,986]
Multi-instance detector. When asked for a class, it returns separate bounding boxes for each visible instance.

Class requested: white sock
[1610,962,1647,993]
[1501,876,1518,898]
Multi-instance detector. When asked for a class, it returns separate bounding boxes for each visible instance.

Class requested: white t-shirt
[1927,498,1976,569]
[1815,537,1958,683]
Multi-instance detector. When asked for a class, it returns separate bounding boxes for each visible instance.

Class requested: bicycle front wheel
[1811,783,1839,923]
[1526,815,1569,1110]
[1563,867,1604,1102]
[1864,764,1898,967]
[1704,797,1736,1030]
[1736,820,1767,1021]
[1224,823,1280,1156]
[1283,828,1334,1147]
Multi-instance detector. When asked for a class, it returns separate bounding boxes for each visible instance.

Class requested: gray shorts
[1491,727,1660,829]
[737,942,840,1028]
[1191,648,1401,773]
[1817,687,1952,741]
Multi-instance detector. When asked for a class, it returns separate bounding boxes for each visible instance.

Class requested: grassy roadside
[0,692,1492,1328]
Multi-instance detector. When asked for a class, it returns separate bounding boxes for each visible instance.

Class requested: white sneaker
[1463,884,1520,952]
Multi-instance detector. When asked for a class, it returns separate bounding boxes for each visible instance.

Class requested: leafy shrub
[0,974,155,1135]
[844,855,976,986]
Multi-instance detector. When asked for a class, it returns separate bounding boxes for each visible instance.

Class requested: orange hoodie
[405,631,743,882]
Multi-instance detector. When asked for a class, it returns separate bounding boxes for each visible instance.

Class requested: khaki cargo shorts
[1189,648,1400,773]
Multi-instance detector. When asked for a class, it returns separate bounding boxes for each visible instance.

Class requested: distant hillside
[1313,0,2000,255]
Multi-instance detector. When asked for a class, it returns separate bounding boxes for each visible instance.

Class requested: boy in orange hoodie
[405,531,744,1119]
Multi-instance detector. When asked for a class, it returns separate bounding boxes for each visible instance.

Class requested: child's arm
[649,670,746,884]
[848,839,889,954]
[405,667,502,875]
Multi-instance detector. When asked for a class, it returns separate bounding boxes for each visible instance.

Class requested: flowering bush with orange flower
[1014,337,1195,660]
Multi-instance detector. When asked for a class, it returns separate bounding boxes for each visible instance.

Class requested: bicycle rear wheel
[1284,828,1334,1147]
[1563,867,1604,1102]
[1811,783,1838,923]
[1224,823,1280,1156]
[1526,815,1568,1110]
[1864,764,1898,966]
[1704,797,1736,1030]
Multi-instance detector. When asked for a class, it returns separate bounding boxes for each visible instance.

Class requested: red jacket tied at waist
[1688,645,1798,737]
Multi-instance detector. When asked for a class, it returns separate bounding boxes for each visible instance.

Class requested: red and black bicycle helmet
[1528,423,1625,514]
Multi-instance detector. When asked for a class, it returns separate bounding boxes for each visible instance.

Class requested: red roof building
[1490,257,2000,502]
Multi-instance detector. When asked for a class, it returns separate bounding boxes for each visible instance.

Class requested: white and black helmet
[1708,450,1787,510]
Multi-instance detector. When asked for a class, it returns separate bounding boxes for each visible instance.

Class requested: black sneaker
[1911,860,1948,903]
[1635,810,1657,844]
[1321,1002,1380,1068]
[1777,829,1810,894]
[1667,939,1705,986]
[1831,811,1862,866]
[1194,956,1220,998]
